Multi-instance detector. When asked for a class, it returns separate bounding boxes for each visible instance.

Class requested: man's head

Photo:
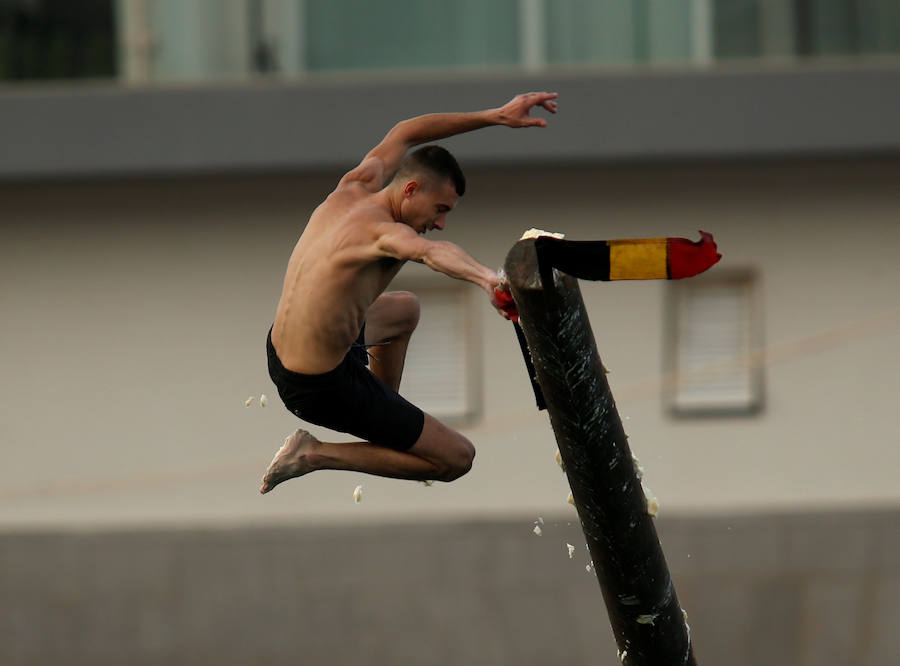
[392,145,465,234]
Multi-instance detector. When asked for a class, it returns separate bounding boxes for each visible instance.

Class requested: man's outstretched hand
[491,286,519,322]
[496,92,558,128]
[488,269,519,322]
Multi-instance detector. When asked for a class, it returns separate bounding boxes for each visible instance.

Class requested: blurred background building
[1,1,899,664]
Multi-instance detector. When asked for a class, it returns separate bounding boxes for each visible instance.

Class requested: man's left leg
[260,290,457,493]
[364,290,420,391]
[260,413,473,492]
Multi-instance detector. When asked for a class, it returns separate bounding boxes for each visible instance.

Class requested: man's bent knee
[384,291,420,335]
[439,437,475,482]
[411,415,474,482]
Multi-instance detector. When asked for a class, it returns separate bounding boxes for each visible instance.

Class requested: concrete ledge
[2,62,900,179]
[1,509,898,665]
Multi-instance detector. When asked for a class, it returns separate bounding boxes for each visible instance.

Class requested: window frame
[388,280,483,427]
[663,267,764,418]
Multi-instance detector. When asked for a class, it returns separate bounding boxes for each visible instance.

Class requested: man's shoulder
[314,183,373,220]
[328,178,370,201]
[337,156,387,192]
[309,189,399,254]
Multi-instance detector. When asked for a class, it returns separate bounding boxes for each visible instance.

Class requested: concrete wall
[1,157,899,529]
[2,509,898,665]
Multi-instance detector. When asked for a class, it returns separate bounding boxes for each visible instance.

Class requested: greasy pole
[505,239,695,666]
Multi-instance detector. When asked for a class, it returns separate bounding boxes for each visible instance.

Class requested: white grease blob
[642,484,659,517]
[567,543,576,559]
[244,396,255,407]
[520,228,566,240]
[353,485,363,503]
[259,394,267,407]
[632,452,645,480]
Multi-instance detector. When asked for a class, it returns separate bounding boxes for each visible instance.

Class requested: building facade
[2,2,899,664]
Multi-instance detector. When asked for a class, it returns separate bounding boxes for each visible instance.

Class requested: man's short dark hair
[395,145,466,196]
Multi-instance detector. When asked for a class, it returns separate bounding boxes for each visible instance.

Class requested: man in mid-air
[261,92,558,493]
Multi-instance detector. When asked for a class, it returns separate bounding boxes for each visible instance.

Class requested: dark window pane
[305,0,519,71]
[858,0,900,53]
[713,0,761,58]
[0,0,116,81]
[799,0,858,55]
[544,0,660,65]
[796,0,900,57]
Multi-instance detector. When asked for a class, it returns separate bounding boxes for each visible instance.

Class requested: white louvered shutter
[400,287,475,420]
[670,277,761,413]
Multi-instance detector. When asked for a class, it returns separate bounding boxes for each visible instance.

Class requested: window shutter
[400,287,477,421]
[667,272,762,414]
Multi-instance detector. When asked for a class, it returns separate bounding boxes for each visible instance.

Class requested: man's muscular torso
[269,94,558,374]
[271,181,402,374]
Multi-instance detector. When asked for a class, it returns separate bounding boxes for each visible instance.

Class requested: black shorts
[266,326,425,451]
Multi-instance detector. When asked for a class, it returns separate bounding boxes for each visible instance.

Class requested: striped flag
[535,230,721,281]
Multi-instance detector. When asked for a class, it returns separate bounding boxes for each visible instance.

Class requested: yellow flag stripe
[608,238,668,280]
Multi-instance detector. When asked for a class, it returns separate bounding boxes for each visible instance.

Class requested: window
[544,0,695,65]
[712,0,900,60]
[712,0,762,58]
[398,285,480,424]
[0,0,116,81]
[794,0,900,56]
[665,269,763,416]
[305,0,519,72]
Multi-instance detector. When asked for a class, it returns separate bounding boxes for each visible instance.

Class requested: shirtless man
[261,92,558,494]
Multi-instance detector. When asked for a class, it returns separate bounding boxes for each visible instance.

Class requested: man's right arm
[375,223,499,295]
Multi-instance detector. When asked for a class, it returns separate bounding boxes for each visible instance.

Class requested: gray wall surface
[2,63,900,179]
[2,158,899,529]
[2,509,898,666]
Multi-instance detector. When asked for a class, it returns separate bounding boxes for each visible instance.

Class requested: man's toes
[260,470,282,494]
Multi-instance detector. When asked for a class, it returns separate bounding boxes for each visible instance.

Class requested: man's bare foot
[260,429,321,494]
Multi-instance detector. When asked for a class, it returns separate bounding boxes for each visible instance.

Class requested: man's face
[401,178,458,234]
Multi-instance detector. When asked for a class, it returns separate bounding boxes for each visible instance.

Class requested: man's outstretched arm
[375,223,518,321]
[376,220,501,292]
[343,92,558,191]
